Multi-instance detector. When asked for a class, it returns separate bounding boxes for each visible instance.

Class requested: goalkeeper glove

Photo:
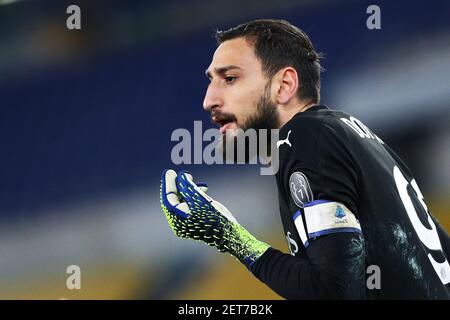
[160,169,270,268]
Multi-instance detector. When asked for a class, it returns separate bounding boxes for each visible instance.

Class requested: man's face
[204,37,280,134]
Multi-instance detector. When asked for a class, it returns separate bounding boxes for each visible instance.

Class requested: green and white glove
[160,169,270,268]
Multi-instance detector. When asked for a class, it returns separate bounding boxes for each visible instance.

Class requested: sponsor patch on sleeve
[289,172,313,208]
[292,200,362,247]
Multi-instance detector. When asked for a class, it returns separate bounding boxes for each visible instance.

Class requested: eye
[224,76,237,84]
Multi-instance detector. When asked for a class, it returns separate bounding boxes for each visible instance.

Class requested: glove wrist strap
[222,222,270,268]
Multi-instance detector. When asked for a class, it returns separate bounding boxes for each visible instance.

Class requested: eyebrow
[205,65,242,79]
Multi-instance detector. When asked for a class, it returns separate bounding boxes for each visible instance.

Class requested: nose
[203,83,222,112]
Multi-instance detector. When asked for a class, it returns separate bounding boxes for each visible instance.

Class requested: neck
[277,100,316,128]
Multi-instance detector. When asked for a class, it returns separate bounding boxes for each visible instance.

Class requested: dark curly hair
[215,19,323,104]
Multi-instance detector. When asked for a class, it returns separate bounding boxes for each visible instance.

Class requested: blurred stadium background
[0,0,449,299]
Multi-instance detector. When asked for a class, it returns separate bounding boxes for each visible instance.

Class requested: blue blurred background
[0,0,449,299]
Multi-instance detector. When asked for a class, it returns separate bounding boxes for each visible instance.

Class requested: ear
[274,67,299,105]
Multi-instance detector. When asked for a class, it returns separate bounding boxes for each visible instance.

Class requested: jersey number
[394,166,450,284]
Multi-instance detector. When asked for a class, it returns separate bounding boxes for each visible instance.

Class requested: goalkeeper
[160,19,450,299]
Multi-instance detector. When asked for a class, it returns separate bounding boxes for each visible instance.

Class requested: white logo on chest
[277,130,292,148]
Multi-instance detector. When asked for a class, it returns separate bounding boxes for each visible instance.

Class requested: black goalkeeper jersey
[250,105,450,299]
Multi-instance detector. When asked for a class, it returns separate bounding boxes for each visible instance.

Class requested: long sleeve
[249,232,367,299]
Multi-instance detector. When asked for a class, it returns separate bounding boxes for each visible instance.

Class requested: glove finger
[178,170,194,183]
[177,172,239,224]
[162,169,181,206]
[161,169,189,218]
[197,182,208,194]
[196,182,208,188]
[177,171,212,203]
[178,171,209,195]
[174,202,190,213]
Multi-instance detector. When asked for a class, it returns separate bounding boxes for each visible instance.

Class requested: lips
[211,113,237,134]
[219,121,235,134]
